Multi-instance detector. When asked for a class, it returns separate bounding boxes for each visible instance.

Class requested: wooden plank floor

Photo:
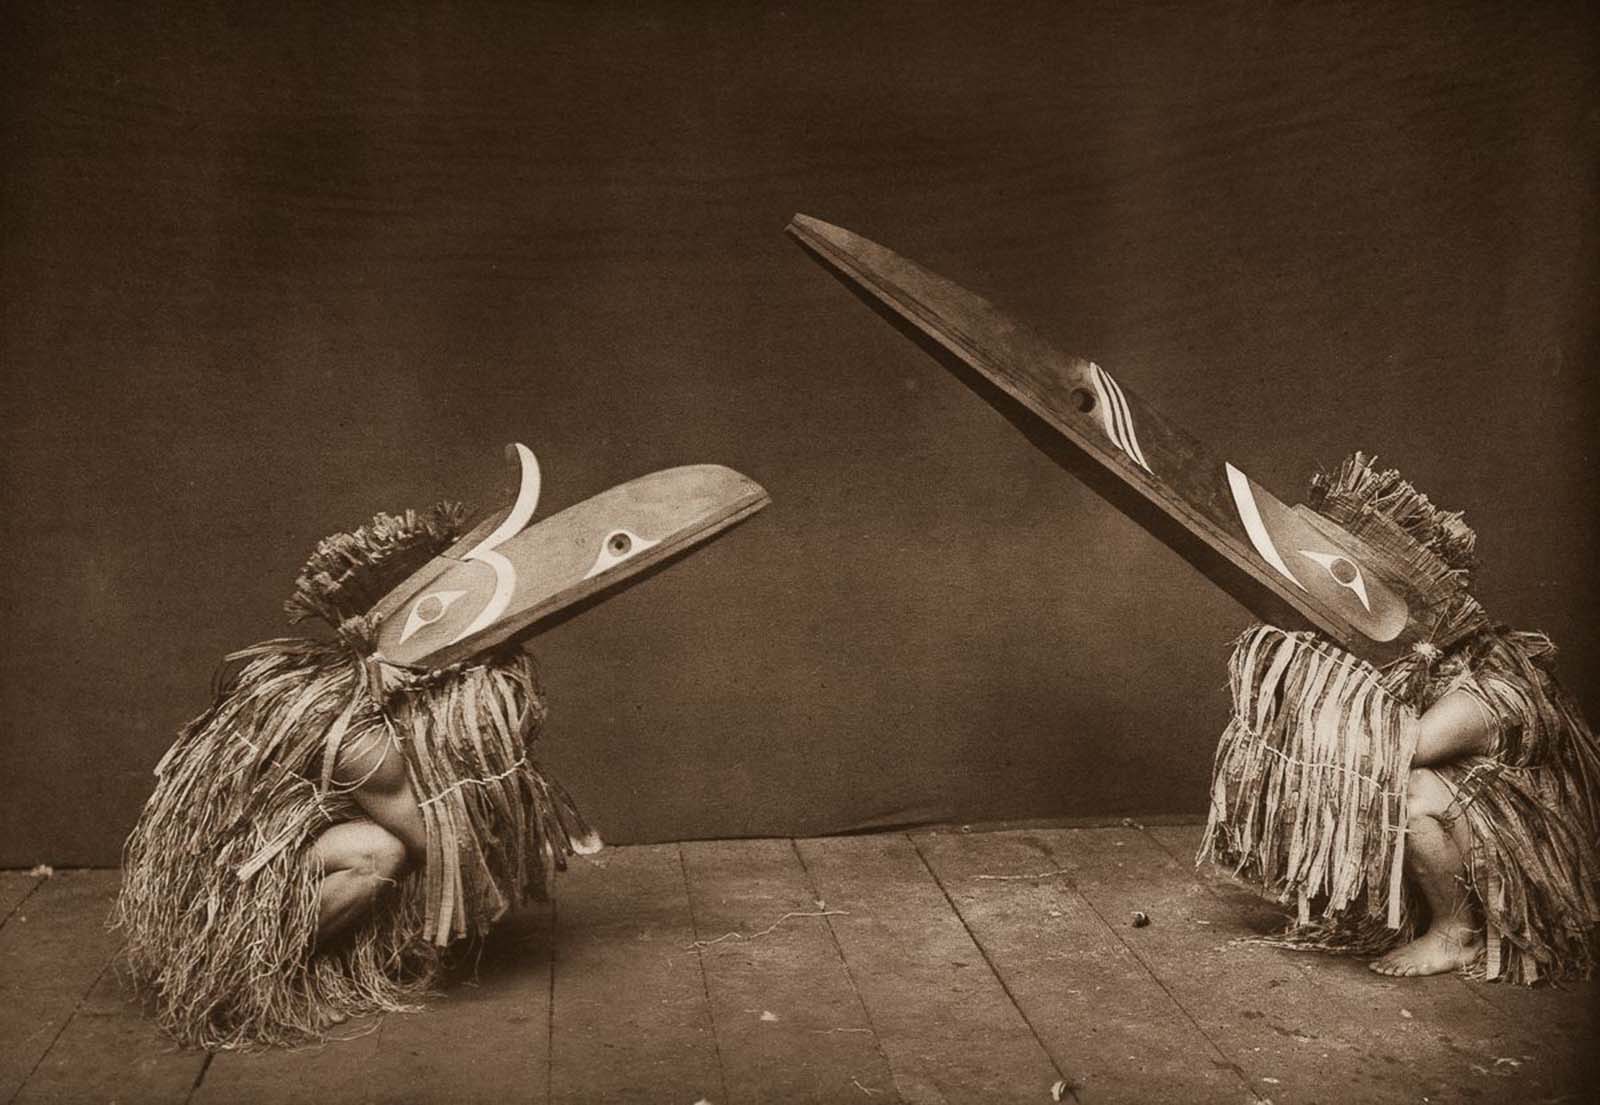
[2,827,1595,1104]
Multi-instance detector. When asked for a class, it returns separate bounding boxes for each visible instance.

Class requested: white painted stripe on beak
[1225,462,1305,590]
[1090,362,1152,472]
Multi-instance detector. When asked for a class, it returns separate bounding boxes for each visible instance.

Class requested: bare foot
[1369,923,1482,977]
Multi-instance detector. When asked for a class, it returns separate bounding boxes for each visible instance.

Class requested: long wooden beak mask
[787,213,1465,666]
[369,445,769,668]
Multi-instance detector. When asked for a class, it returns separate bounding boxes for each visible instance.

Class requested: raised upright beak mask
[368,444,769,668]
[786,213,1479,665]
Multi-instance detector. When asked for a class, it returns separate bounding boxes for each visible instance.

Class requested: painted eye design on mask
[1296,548,1373,612]
[583,528,660,580]
[399,589,469,643]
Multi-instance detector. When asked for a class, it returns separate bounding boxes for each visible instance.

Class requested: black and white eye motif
[1224,461,1407,641]
[582,528,659,580]
[399,589,469,643]
[1296,548,1373,612]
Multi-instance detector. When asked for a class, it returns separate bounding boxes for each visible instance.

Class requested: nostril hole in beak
[1069,387,1096,413]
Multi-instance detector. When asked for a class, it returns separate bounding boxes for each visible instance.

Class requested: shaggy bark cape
[116,505,598,1048]
[1203,455,1600,984]
[115,444,766,1047]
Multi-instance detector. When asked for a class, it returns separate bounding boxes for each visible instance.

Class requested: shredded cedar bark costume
[1202,454,1600,984]
[116,505,598,1049]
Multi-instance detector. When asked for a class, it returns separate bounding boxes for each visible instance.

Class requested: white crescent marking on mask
[450,443,542,645]
[1226,462,1305,590]
[463,443,541,558]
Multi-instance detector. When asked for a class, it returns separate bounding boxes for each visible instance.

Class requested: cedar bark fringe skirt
[115,638,597,1049]
[1202,624,1600,984]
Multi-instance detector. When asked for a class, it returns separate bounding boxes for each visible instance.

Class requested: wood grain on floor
[2,827,1594,1104]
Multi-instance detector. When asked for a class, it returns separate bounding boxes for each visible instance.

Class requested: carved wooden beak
[371,445,769,668]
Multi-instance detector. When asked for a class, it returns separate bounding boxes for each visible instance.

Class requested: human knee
[1405,768,1456,822]
[350,823,410,881]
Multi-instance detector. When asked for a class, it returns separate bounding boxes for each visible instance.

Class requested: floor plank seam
[675,843,731,1105]
[787,838,902,1103]
[1034,834,1269,1105]
[545,898,557,1105]
[0,877,43,930]
[1148,826,1516,1017]
[905,833,1079,1104]
[181,1051,214,1105]
[1137,825,1190,867]
[12,953,115,1105]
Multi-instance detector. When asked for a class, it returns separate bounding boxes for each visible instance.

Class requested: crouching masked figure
[116,445,768,1048]
[779,214,1599,988]
[1203,454,1600,984]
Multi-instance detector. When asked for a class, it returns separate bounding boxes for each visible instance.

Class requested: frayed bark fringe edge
[1201,625,1420,933]
[1202,624,1600,985]
[115,637,596,1049]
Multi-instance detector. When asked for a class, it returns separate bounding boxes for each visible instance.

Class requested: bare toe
[1368,926,1481,979]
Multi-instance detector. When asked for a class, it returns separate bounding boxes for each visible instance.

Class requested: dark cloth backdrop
[3,1,1595,865]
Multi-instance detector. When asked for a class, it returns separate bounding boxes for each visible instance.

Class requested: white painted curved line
[450,548,516,644]
[1225,462,1305,590]
[1089,363,1151,472]
[450,443,542,645]
[1088,366,1121,443]
[463,442,541,559]
[1098,366,1145,468]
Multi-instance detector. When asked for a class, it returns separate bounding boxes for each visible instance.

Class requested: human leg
[1369,767,1483,976]
[312,726,426,947]
[335,724,428,865]
[1367,687,1496,976]
[1412,688,1495,766]
[312,819,409,948]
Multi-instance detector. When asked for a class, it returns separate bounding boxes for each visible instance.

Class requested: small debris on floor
[759,1010,779,1022]
[1400,1008,1413,1019]
[686,909,849,950]
[1131,911,1150,928]
[973,868,1073,882]
[1050,1077,1070,1100]
[28,864,53,878]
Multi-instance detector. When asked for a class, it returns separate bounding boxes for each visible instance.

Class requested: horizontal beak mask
[366,444,769,669]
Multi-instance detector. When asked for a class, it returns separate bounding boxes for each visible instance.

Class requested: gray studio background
[3,1,1595,866]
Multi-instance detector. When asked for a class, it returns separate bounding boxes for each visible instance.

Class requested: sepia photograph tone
[2,2,1596,1102]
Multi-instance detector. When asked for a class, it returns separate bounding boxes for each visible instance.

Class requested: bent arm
[334,728,428,868]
